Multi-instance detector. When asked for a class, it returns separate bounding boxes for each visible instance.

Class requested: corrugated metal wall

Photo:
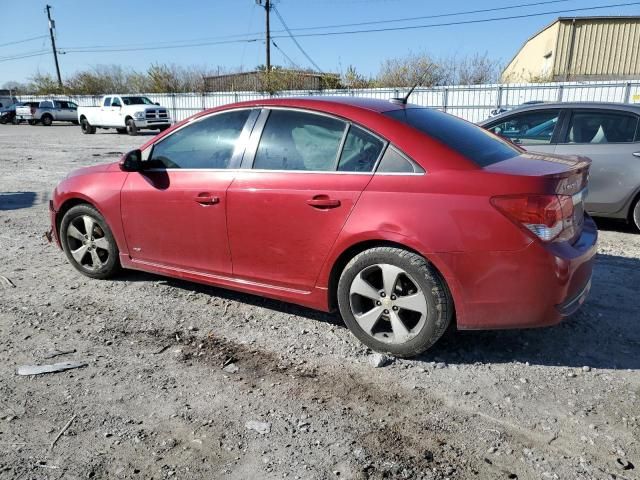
[554,19,640,80]
[18,79,640,124]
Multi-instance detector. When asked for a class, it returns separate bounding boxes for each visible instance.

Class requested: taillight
[491,194,575,242]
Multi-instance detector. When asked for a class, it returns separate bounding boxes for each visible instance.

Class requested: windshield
[121,96,155,106]
[384,108,520,167]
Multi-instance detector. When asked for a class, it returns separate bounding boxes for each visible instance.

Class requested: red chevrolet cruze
[49,97,597,357]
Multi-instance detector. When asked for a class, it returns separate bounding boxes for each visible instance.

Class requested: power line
[276,0,572,32]
[0,35,49,48]
[272,5,322,72]
[271,40,300,69]
[268,1,640,39]
[52,0,640,55]
[0,51,50,63]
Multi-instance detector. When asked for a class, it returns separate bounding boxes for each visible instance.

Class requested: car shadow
[114,252,639,370]
[0,191,37,210]
[592,217,637,234]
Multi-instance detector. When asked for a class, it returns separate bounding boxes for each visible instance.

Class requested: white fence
[18,79,640,123]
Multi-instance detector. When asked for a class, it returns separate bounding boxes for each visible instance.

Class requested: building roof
[503,15,640,75]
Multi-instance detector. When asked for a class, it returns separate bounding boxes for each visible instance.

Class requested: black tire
[337,247,452,358]
[60,204,120,280]
[11,116,19,125]
[632,198,640,232]
[80,118,96,134]
[0,116,6,125]
[126,118,138,136]
[41,114,53,126]
[116,128,127,134]
[28,119,38,126]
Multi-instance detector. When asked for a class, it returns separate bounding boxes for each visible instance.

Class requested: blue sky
[1,0,639,85]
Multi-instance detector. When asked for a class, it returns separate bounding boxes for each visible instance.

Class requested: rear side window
[337,125,384,172]
[103,97,111,107]
[385,108,520,167]
[149,109,251,169]
[377,146,424,173]
[566,111,638,144]
[254,110,346,171]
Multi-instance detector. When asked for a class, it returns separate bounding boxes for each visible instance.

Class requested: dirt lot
[0,123,638,480]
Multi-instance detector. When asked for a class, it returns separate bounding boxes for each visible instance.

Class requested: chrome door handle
[633,152,640,158]
[306,196,341,209]
[194,194,219,205]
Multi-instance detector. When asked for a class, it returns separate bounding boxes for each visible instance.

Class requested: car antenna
[389,73,427,105]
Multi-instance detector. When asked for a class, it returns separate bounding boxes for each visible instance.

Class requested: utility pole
[45,4,63,87]
[256,0,271,72]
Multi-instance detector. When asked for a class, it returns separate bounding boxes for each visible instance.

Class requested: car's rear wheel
[632,198,640,232]
[80,118,96,134]
[41,114,53,126]
[60,204,120,279]
[28,119,38,126]
[126,118,138,136]
[337,247,452,358]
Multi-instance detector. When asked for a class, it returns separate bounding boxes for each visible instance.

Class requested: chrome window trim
[145,107,260,170]
[244,107,389,174]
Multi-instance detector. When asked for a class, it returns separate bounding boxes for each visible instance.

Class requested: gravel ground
[0,123,639,480]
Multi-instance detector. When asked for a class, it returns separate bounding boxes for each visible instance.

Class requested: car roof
[209,96,409,115]
[480,101,640,124]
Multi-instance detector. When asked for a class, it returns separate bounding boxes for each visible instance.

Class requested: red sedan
[49,97,597,357]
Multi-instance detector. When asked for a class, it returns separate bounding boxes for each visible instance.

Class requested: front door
[121,108,257,274]
[227,109,385,290]
[554,109,640,214]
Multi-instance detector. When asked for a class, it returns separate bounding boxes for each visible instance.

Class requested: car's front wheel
[337,247,452,358]
[60,204,120,279]
[126,118,138,136]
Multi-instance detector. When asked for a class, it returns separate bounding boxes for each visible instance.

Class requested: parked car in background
[479,102,640,230]
[49,97,596,357]
[15,99,79,126]
[0,93,18,109]
[0,102,23,124]
[77,95,171,135]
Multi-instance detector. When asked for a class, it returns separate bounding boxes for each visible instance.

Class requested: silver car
[479,102,640,230]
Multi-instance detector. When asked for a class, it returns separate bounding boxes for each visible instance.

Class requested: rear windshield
[384,108,520,167]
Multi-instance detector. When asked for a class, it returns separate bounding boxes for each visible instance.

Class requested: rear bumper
[439,215,597,330]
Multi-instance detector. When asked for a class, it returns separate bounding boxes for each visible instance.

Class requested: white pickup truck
[77,95,172,135]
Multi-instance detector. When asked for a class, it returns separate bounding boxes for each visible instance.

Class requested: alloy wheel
[349,263,428,344]
[65,215,111,271]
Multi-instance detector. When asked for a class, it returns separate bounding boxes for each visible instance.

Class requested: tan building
[502,16,640,83]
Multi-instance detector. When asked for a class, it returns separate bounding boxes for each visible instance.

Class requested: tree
[375,52,446,88]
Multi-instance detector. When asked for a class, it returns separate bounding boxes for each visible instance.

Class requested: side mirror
[120,149,143,172]
[155,102,160,106]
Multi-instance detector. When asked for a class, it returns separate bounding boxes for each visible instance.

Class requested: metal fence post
[623,82,632,103]
[557,85,564,102]
[443,87,449,112]
[171,93,177,121]
[495,85,503,110]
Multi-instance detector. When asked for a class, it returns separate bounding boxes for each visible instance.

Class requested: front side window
[337,125,384,172]
[253,110,346,171]
[111,97,122,107]
[487,110,560,146]
[149,109,251,169]
[566,111,638,144]
[386,108,520,167]
[68,101,78,109]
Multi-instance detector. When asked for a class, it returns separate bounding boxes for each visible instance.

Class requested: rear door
[121,108,258,274]
[226,108,386,290]
[554,109,640,215]
[484,108,564,154]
